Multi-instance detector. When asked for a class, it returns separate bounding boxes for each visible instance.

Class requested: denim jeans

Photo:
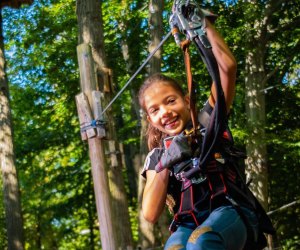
[164,206,259,250]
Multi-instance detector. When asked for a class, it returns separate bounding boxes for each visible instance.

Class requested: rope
[100,31,172,115]
[267,199,300,216]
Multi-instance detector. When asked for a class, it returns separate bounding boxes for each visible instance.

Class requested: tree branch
[262,37,300,85]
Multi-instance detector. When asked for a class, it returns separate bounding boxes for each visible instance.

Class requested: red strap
[175,185,200,227]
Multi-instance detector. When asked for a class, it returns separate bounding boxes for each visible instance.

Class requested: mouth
[163,117,178,130]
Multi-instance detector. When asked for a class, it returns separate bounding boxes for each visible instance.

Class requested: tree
[225,1,300,247]
[3,1,102,248]
[76,0,133,249]
[76,1,117,250]
[240,0,299,219]
[0,7,25,250]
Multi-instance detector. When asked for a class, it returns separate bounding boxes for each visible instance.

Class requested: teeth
[165,120,173,125]
[165,118,176,125]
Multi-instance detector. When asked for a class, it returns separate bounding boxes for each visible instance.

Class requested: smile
[163,117,178,129]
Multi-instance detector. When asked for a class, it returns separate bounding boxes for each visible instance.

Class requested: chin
[166,128,182,136]
[164,123,184,136]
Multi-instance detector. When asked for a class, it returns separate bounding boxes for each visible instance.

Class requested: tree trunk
[245,47,269,210]
[137,1,168,248]
[242,1,300,247]
[76,1,133,249]
[149,0,170,245]
[244,10,269,212]
[77,43,117,250]
[245,33,274,250]
[118,3,143,201]
[148,0,164,74]
[0,9,24,250]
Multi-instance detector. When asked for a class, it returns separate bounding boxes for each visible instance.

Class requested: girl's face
[144,81,191,136]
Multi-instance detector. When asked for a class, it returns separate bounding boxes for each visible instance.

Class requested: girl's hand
[155,133,192,172]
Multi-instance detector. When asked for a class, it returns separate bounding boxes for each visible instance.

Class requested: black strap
[194,36,227,169]
[180,35,227,181]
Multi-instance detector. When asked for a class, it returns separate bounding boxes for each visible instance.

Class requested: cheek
[147,115,159,125]
[182,107,191,121]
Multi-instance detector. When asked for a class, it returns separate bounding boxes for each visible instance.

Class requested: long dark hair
[138,73,186,150]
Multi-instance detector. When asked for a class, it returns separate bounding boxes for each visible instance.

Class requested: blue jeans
[164,206,259,250]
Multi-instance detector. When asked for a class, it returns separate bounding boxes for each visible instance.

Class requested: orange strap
[180,40,199,134]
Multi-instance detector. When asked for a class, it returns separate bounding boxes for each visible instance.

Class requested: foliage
[0,0,299,249]
[3,0,101,249]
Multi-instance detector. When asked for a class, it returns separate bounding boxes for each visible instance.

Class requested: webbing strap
[172,185,200,229]
[180,40,198,134]
[178,36,227,182]
[179,184,194,212]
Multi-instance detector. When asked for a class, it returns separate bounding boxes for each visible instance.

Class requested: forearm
[142,169,169,223]
[205,19,237,112]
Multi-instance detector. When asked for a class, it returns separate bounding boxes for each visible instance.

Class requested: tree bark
[0,9,24,250]
[244,4,269,212]
[148,0,164,74]
[245,48,269,210]
[244,24,273,250]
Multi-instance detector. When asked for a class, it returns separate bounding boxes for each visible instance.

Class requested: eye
[167,97,176,104]
[148,108,158,115]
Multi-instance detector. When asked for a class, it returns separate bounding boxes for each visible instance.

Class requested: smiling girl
[138,17,269,250]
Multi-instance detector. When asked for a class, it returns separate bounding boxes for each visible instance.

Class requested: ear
[184,95,190,107]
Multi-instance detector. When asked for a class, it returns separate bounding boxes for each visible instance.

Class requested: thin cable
[101,30,172,115]
[267,199,300,216]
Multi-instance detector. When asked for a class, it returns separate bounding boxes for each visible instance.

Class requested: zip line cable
[100,30,172,115]
[267,199,300,216]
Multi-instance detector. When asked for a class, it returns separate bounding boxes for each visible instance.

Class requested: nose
[160,105,170,118]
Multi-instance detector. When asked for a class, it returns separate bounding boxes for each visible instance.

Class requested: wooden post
[76,43,116,250]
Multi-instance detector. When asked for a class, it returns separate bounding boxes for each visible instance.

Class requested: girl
[138,18,261,250]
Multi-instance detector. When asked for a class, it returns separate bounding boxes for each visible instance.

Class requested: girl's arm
[142,169,169,223]
[205,19,237,113]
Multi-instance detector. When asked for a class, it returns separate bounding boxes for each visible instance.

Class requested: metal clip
[170,0,207,42]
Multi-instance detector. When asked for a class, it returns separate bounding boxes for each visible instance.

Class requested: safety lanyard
[180,40,199,134]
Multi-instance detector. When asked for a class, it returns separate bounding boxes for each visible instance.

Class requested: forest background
[0,0,299,249]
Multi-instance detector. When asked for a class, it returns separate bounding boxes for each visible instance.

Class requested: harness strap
[206,160,228,210]
[170,185,200,233]
[180,40,199,134]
